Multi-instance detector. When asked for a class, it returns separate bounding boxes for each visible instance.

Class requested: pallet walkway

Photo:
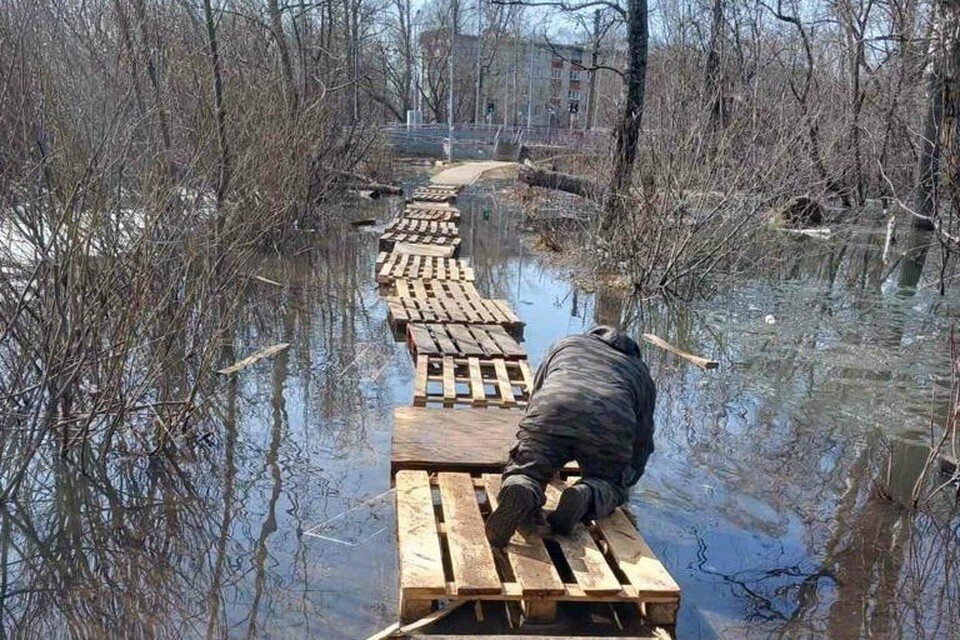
[369,180,680,638]
[406,323,525,360]
[387,296,523,338]
[394,278,479,299]
[412,354,533,408]
[396,471,681,625]
[412,184,461,202]
[386,218,460,237]
[402,206,461,222]
[379,230,462,255]
[376,252,474,285]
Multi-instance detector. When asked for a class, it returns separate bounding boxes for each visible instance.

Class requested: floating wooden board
[379,230,462,255]
[395,473,682,624]
[386,218,460,237]
[407,323,527,360]
[412,355,533,408]
[402,206,460,222]
[376,253,475,285]
[386,296,524,338]
[394,278,479,299]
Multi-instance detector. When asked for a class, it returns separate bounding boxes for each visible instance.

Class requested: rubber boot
[485,483,539,549]
[547,484,593,535]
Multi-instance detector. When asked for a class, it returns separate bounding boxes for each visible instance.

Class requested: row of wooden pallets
[374,182,681,638]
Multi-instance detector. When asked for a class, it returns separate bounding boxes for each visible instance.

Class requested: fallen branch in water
[361,600,468,639]
[217,343,290,375]
[642,333,718,370]
[518,159,604,201]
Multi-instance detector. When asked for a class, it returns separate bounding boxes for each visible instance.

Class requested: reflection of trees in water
[0,219,398,637]
[575,223,960,638]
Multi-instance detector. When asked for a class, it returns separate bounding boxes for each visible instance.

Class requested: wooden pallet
[386,218,460,237]
[379,231,462,255]
[376,253,475,285]
[395,471,682,625]
[412,185,460,202]
[394,278,479,299]
[402,206,461,222]
[386,295,524,338]
[412,355,532,407]
[407,323,527,360]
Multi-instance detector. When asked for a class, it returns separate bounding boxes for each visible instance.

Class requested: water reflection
[1,180,958,639]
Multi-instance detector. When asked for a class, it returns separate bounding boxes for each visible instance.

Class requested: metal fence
[382,123,610,157]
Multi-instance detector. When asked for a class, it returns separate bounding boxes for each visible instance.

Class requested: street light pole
[447,0,458,162]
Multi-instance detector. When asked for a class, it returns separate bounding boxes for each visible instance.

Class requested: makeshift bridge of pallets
[369,180,681,638]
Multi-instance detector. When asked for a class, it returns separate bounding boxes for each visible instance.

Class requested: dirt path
[431,161,518,186]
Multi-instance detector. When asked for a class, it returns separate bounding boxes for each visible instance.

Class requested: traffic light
[569,101,579,115]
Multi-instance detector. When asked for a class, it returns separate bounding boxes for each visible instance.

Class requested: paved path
[431,161,517,186]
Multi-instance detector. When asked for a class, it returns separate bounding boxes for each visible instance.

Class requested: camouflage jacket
[521,326,657,485]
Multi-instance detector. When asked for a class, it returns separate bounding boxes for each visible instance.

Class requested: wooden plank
[544,483,621,595]
[391,407,522,473]
[430,324,459,356]
[595,510,681,598]
[408,323,440,357]
[394,241,458,258]
[518,360,535,394]
[482,325,526,359]
[413,356,429,407]
[446,323,486,358]
[492,359,516,407]
[396,470,447,597]
[467,357,487,407]
[442,355,456,406]
[483,475,565,596]
[470,326,502,357]
[437,473,502,595]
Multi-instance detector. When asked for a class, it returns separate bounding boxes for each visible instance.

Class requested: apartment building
[419,29,617,129]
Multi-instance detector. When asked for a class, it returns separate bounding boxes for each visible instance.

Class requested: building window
[570,49,583,63]
[569,70,580,81]
[568,90,580,100]
[551,68,562,79]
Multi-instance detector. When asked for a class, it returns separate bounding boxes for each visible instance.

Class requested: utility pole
[474,0,483,124]
[448,0,459,161]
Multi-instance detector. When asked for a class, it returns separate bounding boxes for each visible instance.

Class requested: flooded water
[1,172,959,639]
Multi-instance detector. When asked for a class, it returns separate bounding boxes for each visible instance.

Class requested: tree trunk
[518,160,604,200]
[201,0,231,220]
[915,0,960,231]
[601,0,648,236]
[267,0,299,110]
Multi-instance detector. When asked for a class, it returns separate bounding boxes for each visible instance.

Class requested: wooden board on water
[391,406,521,474]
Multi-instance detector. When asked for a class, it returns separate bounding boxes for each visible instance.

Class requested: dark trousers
[501,428,632,520]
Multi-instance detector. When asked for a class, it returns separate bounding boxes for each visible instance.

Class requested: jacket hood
[587,325,641,357]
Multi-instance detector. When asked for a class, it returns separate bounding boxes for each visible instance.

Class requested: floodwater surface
[1,176,958,639]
